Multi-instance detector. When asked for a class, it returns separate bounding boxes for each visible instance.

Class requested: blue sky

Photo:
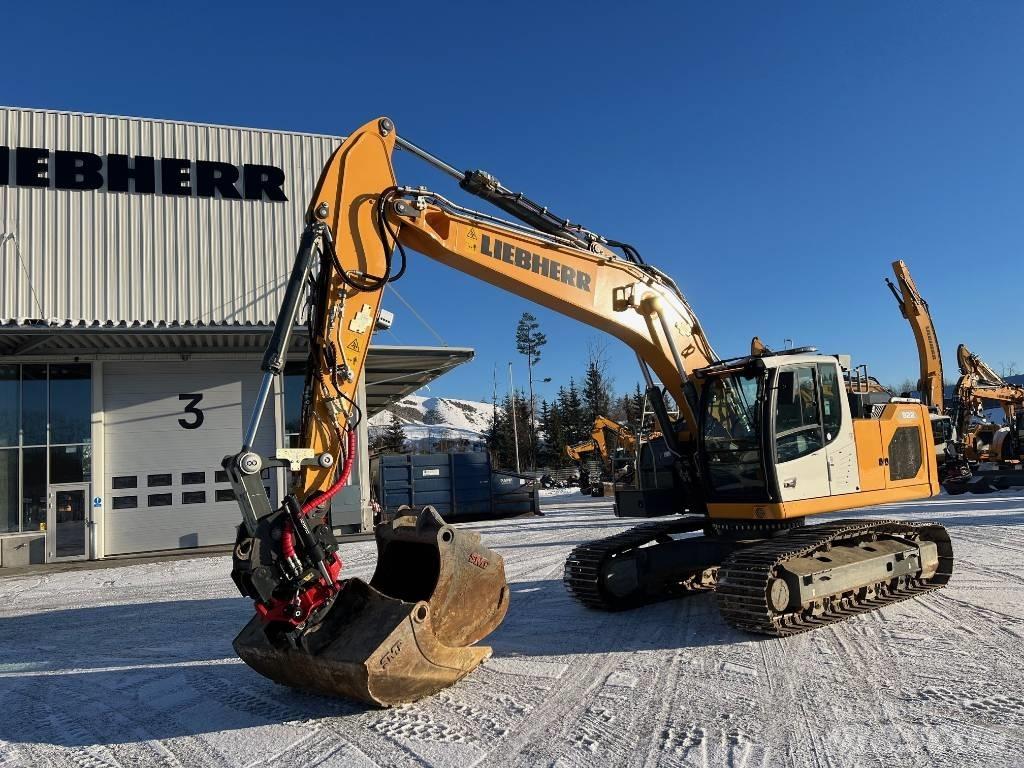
[7,2,1023,403]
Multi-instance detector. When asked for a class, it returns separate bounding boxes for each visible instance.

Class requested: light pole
[508,362,520,473]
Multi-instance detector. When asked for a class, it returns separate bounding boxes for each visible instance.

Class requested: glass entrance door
[47,483,90,561]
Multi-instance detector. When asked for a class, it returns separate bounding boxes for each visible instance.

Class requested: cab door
[772,364,830,502]
[817,362,859,495]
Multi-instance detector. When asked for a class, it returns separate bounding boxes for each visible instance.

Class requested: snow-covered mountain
[369,395,494,451]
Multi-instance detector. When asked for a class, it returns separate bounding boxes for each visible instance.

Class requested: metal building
[0,106,471,565]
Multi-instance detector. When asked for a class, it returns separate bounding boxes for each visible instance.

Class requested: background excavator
[566,416,640,496]
[885,260,967,481]
[223,117,953,707]
[885,259,1021,489]
[952,344,1024,465]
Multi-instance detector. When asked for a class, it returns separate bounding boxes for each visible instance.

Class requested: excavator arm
[886,259,944,409]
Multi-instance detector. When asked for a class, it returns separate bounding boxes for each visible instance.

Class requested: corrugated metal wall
[0,107,339,325]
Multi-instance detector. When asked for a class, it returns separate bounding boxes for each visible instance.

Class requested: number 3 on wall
[178,394,205,429]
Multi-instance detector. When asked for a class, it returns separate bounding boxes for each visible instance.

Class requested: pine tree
[515,312,548,469]
[422,402,444,425]
[369,429,386,454]
[559,379,587,444]
[485,392,534,470]
[625,383,645,430]
[582,356,612,426]
[539,397,570,467]
[380,411,408,453]
[609,393,631,425]
[485,394,511,468]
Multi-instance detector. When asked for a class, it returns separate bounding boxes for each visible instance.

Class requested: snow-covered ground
[2,491,1023,767]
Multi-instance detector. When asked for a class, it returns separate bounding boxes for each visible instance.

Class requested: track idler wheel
[233,507,509,707]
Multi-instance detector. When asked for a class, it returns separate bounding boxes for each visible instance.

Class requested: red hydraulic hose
[300,428,356,516]
[281,519,296,559]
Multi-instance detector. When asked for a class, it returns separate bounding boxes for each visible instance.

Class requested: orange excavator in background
[566,416,640,495]
[952,344,1024,464]
[885,260,967,481]
[222,117,952,707]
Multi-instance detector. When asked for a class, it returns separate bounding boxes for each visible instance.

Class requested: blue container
[371,452,539,521]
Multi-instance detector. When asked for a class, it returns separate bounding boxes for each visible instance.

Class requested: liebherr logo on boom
[477,234,592,293]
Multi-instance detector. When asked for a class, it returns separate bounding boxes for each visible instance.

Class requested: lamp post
[508,362,520,473]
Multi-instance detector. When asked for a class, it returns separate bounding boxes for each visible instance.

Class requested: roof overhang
[361,345,473,416]
[0,322,473,417]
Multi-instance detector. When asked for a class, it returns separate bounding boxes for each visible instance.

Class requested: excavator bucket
[233,507,509,706]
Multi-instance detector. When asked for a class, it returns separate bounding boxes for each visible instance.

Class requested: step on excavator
[223,117,953,707]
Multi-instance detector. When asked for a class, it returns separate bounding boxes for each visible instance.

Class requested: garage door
[103,360,278,555]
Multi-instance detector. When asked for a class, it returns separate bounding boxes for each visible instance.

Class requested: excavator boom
[886,259,944,409]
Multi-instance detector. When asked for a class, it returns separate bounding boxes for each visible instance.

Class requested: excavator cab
[696,350,939,519]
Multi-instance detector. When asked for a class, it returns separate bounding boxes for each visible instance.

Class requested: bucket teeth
[233,507,509,706]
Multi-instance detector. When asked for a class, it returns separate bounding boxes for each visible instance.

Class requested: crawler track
[563,516,710,610]
[716,519,954,636]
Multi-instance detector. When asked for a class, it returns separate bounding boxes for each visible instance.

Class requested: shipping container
[371,452,539,522]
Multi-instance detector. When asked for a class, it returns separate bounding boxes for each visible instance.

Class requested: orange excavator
[885,260,967,481]
[952,344,1024,463]
[566,416,639,495]
[223,117,953,707]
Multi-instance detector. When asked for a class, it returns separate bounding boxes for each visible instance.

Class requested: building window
[0,364,93,533]
[21,365,47,447]
[182,491,206,504]
[112,496,137,510]
[214,470,228,483]
[50,445,91,484]
[215,489,234,502]
[49,364,91,444]
[0,449,18,533]
[147,474,172,487]
[22,446,46,531]
[112,475,137,489]
[148,493,172,507]
[0,366,18,448]
[182,472,205,485]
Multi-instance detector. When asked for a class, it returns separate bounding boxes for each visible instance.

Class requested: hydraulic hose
[301,428,357,516]
[281,519,296,559]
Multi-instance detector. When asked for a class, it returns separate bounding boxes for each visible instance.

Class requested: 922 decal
[178,393,205,429]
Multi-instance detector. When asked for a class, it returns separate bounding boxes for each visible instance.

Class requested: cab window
[817,362,842,443]
[701,371,767,501]
[774,365,823,462]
